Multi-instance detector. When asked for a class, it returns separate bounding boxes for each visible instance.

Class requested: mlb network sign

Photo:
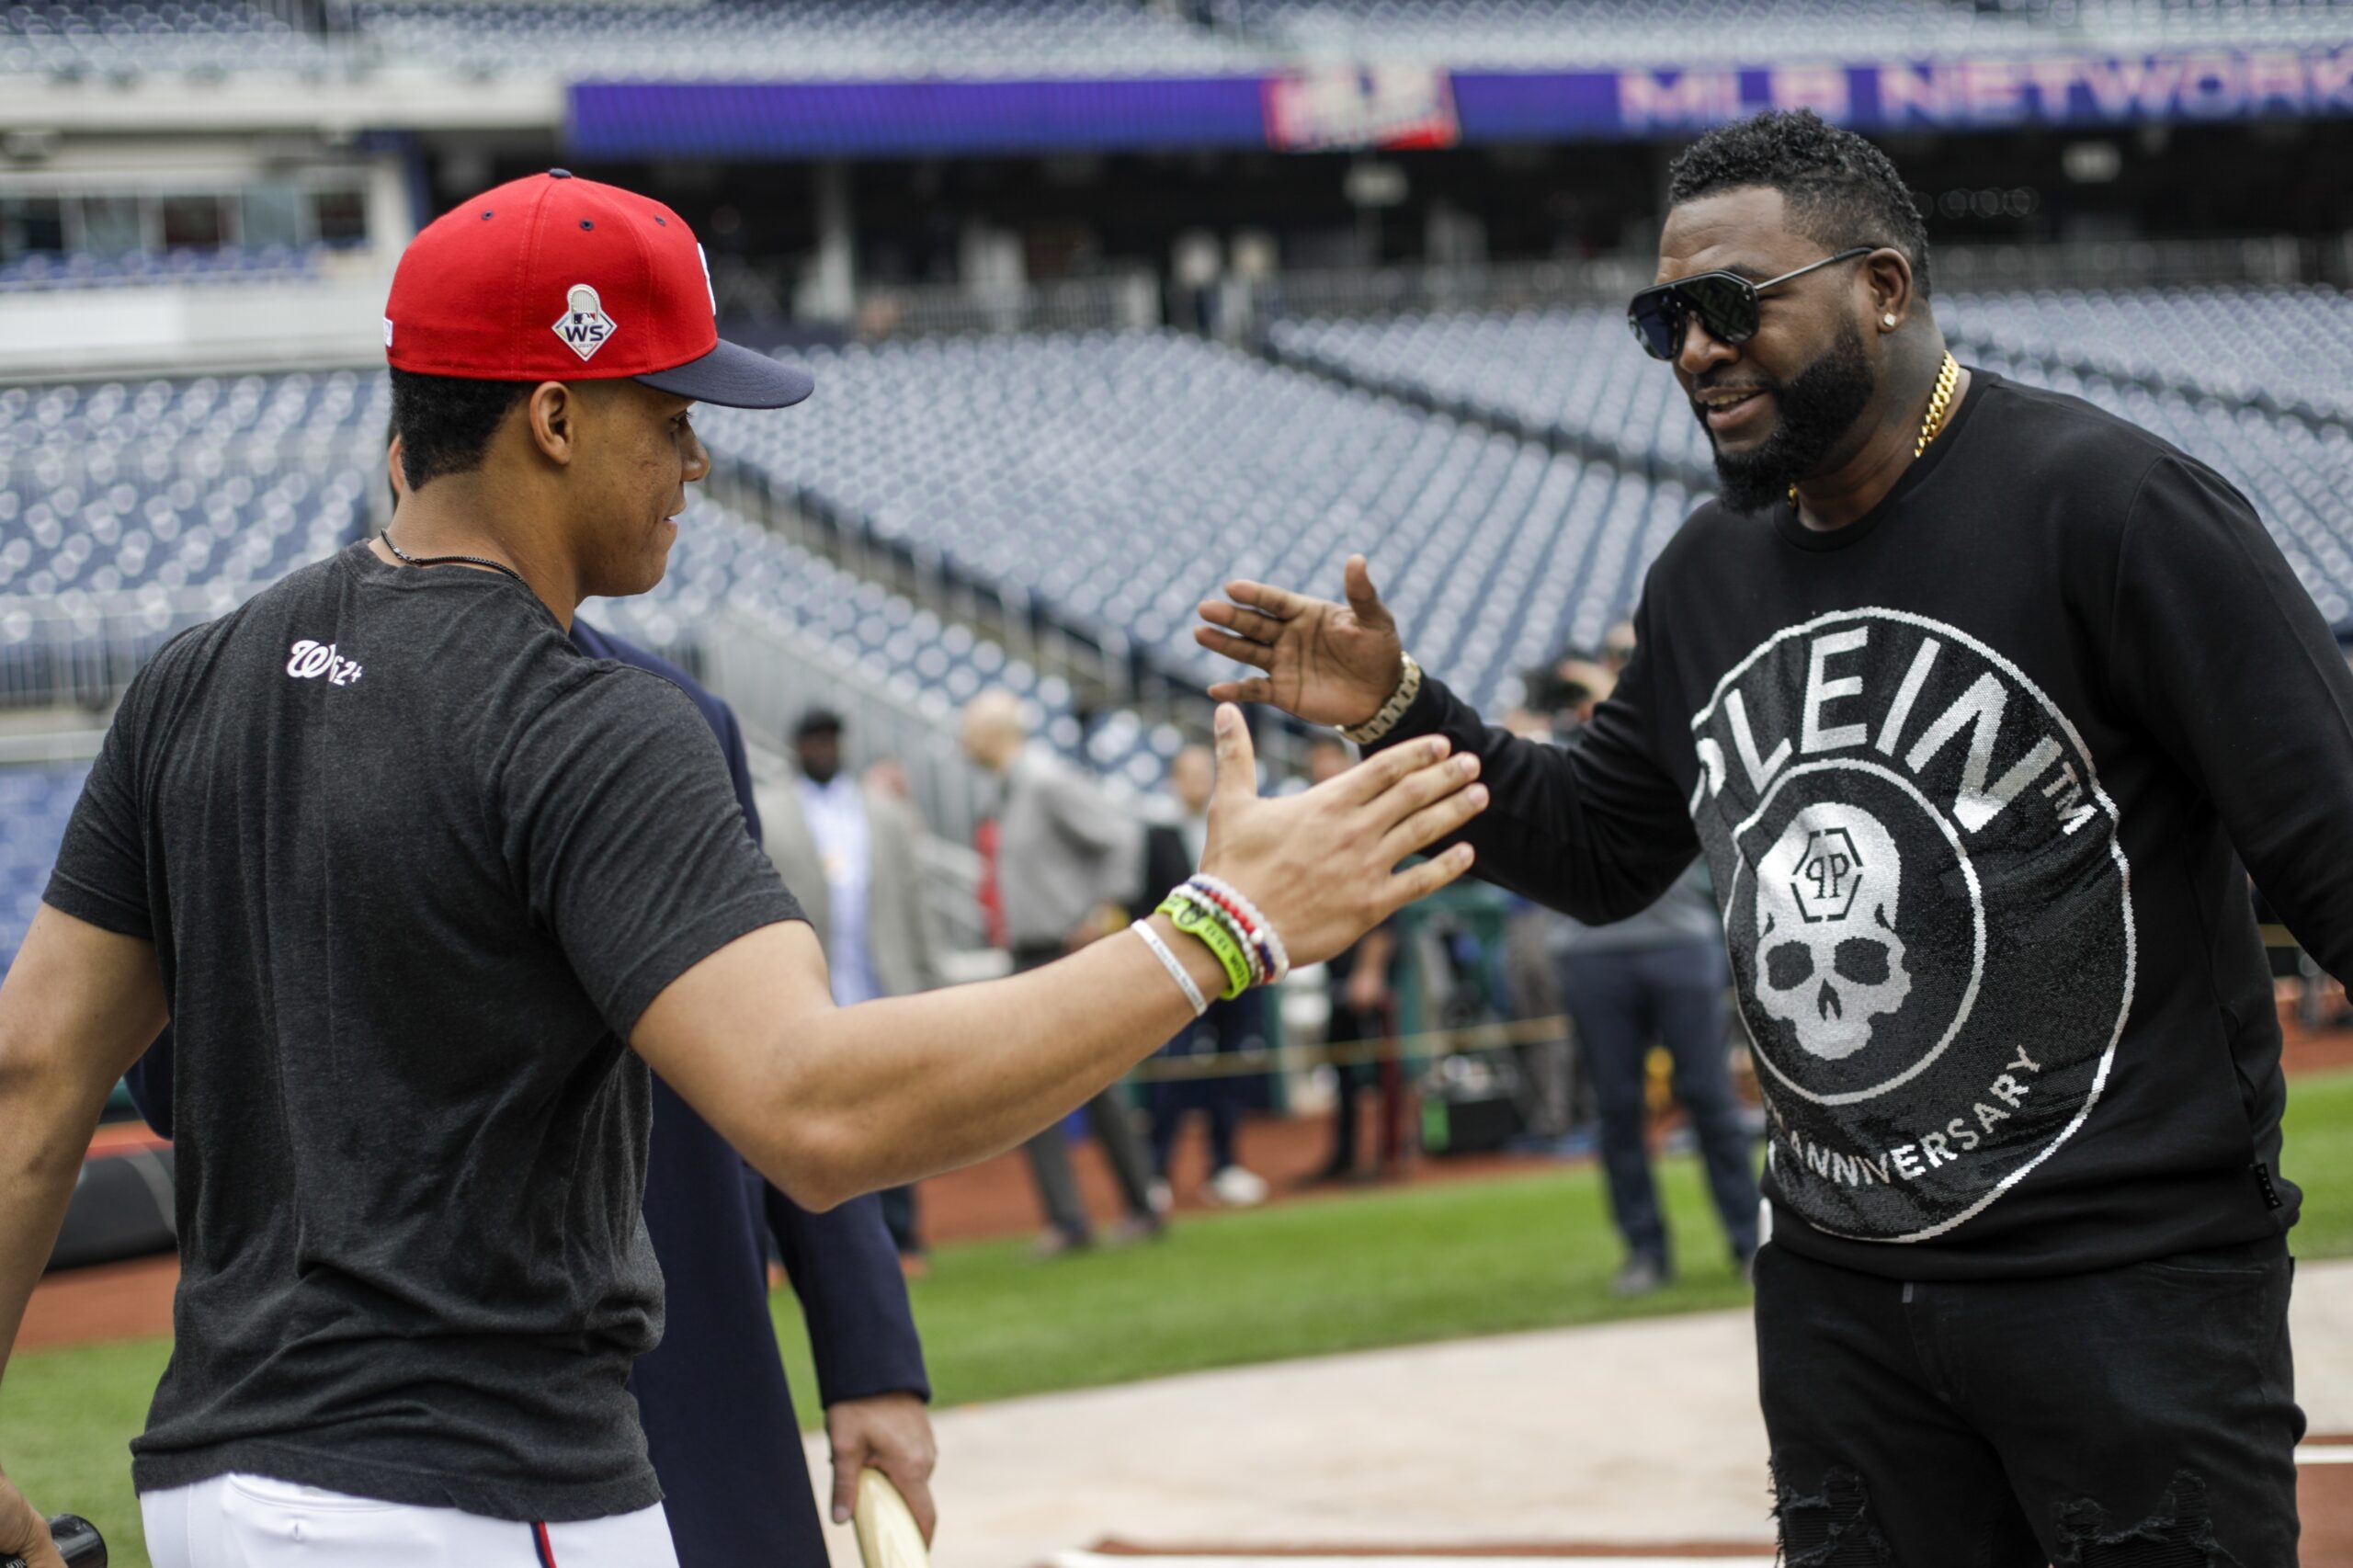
[1611,47,2353,133]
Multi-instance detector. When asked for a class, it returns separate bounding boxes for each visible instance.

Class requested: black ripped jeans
[1755,1236,2302,1566]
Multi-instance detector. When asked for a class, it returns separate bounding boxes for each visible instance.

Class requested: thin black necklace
[381,530,528,586]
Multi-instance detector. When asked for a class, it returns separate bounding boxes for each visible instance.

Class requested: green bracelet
[1157,892,1254,1001]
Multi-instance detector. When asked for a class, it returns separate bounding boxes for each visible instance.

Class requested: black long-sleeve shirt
[1372,370,2353,1278]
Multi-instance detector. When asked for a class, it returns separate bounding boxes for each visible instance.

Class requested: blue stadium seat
[0,761,90,975]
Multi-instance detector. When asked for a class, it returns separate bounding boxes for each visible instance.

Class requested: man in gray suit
[759,709,945,1266]
[961,689,1164,1256]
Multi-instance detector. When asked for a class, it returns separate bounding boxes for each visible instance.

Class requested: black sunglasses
[1625,246,1875,361]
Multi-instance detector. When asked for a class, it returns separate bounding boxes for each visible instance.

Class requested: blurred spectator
[1555,860,1757,1296]
[1302,736,1411,1185]
[1141,745,1271,1209]
[1535,634,1759,1291]
[760,710,947,1271]
[961,689,1163,1255]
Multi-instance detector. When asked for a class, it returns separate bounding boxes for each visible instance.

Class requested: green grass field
[13,1068,2353,1568]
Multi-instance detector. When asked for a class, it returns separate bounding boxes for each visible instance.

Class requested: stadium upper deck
[8,0,2351,84]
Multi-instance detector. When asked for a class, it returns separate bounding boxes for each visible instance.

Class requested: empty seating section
[0,244,326,293]
[1222,0,2050,67]
[0,373,381,599]
[13,0,2350,82]
[1268,290,2353,626]
[593,500,1128,774]
[1982,0,2353,48]
[1938,285,2353,422]
[699,332,1690,719]
[1,1,324,76]
[342,1,1259,79]
[0,762,85,973]
[7,272,2349,825]
[1268,307,1714,477]
[0,375,379,708]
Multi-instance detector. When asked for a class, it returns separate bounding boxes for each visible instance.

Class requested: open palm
[1193,555,1405,729]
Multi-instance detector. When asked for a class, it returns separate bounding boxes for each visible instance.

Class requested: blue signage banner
[1560,48,2353,138]
[567,76,1267,158]
[568,47,2353,160]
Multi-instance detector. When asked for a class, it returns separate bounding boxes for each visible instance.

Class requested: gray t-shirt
[44,541,803,1520]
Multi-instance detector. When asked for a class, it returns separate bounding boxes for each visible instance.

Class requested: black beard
[1703,321,1878,514]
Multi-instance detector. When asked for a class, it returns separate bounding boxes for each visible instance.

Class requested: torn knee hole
[1771,1462,1891,1567]
[2052,1471,2242,1567]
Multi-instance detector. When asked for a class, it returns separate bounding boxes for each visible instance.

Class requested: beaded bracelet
[1157,891,1256,1000]
[1183,881,1272,989]
[1186,872,1290,985]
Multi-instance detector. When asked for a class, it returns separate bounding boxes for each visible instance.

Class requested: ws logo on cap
[554,283,617,362]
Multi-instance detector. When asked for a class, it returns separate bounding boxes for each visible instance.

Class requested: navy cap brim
[636,336,814,409]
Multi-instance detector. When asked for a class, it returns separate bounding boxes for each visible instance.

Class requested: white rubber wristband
[1132,919,1210,1017]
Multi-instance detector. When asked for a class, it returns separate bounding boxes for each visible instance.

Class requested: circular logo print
[1689,610,2133,1243]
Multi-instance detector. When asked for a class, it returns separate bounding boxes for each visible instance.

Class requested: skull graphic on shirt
[1753,804,1912,1061]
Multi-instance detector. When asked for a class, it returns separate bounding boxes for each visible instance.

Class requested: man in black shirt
[0,172,1487,1567]
[1199,111,2341,1564]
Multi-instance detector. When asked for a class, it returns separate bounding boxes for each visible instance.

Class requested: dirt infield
[1062,1456,2347,1564]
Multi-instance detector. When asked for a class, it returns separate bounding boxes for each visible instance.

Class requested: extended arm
[1196,558,1697,926]
[1358,671,1699,925]
[0,906,172,1568]
[635,709,1485,1211]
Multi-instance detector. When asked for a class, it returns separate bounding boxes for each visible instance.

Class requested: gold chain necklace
[1786,350,1960,512]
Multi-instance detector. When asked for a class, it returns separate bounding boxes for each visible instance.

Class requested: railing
[1,432,385,494]
[1242,237,2336,335]
[849,270,1164,343]
[591,593,1006,851]
[1242,256,1654,330]
[710,458,1336,789]
[1934,234,2325,292]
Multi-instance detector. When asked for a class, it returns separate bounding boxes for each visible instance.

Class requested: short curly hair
[390,369,532,491]
[1665,109,1931,301]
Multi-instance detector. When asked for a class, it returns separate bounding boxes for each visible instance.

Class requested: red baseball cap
[383,170,813,409]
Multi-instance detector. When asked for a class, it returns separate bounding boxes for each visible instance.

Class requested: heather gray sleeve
[499,666,807,1035]
[44,663,160,939]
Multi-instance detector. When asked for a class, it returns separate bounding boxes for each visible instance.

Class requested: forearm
[0,910,167,1383]
[665,915,1225,1210]
[793,918,1217,1202]
[768,1187,930,1404]
[0,1062,113,1382]
[1363,673,1696,923]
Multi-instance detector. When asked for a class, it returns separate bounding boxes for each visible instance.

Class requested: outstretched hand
[1196,702,1483,969]
[1195,555,1404,728]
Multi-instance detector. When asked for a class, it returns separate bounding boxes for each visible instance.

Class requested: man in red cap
[0,172,1489,1567]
